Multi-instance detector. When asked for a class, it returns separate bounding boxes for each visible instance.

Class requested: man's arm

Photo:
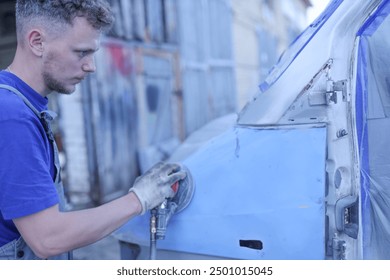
[13,161,186,259]
[14,192,141,259]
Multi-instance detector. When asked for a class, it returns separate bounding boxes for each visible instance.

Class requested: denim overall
[0,84,72,260]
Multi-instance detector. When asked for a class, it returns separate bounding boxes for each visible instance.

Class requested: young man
[0,0,186,260]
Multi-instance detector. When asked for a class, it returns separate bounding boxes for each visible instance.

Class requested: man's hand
[129,162,187,215]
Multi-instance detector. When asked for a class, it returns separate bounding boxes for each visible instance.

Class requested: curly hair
[16,0,114,39]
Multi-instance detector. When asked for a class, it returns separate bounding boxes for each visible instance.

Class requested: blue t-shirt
[0,70,59,247]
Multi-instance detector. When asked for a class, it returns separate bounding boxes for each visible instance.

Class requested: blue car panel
[118,125,327,259]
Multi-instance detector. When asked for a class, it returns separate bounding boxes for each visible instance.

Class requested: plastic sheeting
[356,0,390,259]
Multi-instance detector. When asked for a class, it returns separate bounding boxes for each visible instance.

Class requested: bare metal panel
[117,125,327,259]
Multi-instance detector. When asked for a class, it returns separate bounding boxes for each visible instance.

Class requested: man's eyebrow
[75,47,100,52]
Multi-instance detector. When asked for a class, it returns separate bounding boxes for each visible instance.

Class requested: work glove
[129,162,187,215]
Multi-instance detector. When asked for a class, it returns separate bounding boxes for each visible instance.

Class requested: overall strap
[0,84,57,142]
[0,84,61,184]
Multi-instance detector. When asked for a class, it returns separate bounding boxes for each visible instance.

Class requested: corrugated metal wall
[178,0,236,135]
[257,27,279,82]
[137,50,181,173]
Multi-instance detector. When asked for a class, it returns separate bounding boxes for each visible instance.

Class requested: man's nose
[82,56,96,73]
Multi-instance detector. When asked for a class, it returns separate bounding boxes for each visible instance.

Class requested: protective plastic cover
[356,0,390,259]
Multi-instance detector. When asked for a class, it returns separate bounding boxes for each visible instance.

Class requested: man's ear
[27,29,45,57]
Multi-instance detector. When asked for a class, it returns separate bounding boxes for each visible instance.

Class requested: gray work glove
[129,162,187,215]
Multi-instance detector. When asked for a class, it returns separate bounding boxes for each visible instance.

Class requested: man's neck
[9,51,49,97]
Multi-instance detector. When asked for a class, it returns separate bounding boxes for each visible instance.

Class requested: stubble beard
[42,52,75,95]
[42,70,75,95]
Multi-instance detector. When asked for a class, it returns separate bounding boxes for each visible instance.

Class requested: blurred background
[0,0,331,260]
[0,0,328,210]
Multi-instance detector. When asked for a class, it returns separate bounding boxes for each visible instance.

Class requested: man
[0,0,186,260]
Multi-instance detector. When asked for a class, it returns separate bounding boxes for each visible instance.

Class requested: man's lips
[73,77,85,83]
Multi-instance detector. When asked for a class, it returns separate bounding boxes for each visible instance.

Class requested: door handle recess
[335,195,359,239]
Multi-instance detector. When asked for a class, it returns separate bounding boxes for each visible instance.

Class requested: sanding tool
[149,165,194,259]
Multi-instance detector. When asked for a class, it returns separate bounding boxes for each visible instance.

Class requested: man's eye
[77,51,88,58]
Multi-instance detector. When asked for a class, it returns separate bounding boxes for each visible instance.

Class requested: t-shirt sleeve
[0,116,59,220]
